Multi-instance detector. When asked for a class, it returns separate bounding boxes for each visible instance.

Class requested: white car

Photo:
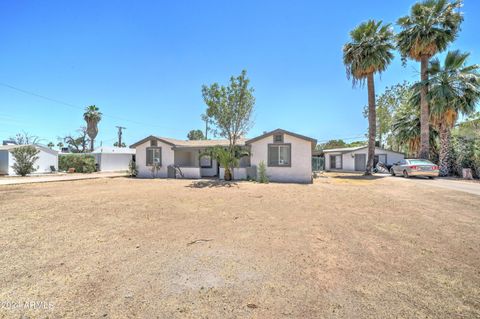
[390,159,439,179]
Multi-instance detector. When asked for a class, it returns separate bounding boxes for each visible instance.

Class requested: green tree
[427,51,480,176]
[202,70,255,179]
[10,146,40,176]
[343,20,395,175]
[318,139,347,150]
[202,146,249,181]
[397,0,463,159]
[113,141,126,147]
[187,129,205,140]
[83,105,102,152]
[56,142,64,150]
[62,127,90,153]
[9,132,40,145]
[47,142,54,149]
[364,82,411,148]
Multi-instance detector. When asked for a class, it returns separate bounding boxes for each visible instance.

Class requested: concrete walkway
[0,172,127,186]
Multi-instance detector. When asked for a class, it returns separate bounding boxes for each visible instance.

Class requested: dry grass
[0,175,479,318]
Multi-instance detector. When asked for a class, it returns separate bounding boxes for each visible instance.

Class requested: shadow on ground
[186,180,238,188]
[331,174,386,180]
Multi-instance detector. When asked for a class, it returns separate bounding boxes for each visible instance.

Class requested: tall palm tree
[397,0,463,159]
[83,105,102,152]
[427,50,480,176]
[343,20,395,175]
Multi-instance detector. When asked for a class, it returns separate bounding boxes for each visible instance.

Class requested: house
[91,146,136,172]
[130,129,317,183]
[0,144,58,175]
[323,146,405,172]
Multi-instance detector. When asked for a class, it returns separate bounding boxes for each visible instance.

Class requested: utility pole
[116,126,126,147]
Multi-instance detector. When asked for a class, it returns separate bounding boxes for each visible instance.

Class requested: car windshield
[408,159,433,165]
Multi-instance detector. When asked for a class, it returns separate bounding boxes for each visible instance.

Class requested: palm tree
[83,105,102,152]
[397,0,463,159]
[427,50,480,176]
[343,20,395,175]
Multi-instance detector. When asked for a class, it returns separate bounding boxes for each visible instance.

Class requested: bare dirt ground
[0,174,479,318]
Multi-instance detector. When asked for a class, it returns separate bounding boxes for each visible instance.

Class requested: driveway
[393,176,480,196]
[0,172,127,185]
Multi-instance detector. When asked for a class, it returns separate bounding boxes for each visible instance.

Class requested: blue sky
[1,0,479,146]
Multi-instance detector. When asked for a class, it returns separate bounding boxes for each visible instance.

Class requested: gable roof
[245,129,317,148]
[130,135,246,149]
[0,144,58,155]
[322,145,405,155]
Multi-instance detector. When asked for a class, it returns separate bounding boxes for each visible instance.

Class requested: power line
[0,81,182,131]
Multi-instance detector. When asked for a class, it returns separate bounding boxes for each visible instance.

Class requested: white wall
[135,140,175,178]
[98,153,133,172]
[325,148,405,171]
[249,133,313,183]
[4,148,58,175]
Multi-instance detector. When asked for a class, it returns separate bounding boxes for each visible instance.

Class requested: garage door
[354,154,366,171]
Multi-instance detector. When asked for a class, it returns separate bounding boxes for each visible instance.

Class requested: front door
[354,154,366,171]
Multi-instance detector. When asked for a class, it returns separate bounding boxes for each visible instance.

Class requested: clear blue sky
[1,0,479,146]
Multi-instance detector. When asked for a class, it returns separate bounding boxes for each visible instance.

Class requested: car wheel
[403,170,409,178]
[429,176,435,179]
[390,168,396,176]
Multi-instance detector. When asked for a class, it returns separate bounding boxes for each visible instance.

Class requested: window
[199,155,212,168]
[330,155,342,169]
[150,139,157,147]
[268,144,291,166]
[146,147,161,166]
[273,134,284,143]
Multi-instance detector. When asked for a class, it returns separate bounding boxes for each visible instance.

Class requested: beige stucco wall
[249,133,313,183]
[135,140,174,178]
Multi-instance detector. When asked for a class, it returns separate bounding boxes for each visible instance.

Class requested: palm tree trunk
[438,122,451,177]
[365,72,376,176]
[90,139,94,152]
[419,55,430,159]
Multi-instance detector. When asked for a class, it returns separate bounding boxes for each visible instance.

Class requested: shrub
[257,161,269,183]
[11,146,40,176]
[59,154,96,173]
[128,160,138,177]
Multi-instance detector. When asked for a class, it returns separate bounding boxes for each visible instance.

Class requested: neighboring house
[0,144,58,175]
[91,146,136,172]
[323,146,405,172]
[130,128,317,183]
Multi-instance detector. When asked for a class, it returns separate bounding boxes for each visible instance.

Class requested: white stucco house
[130,129,317,183]
[323,146,405,172]
[91,146,136,172]
[0,144,58,175]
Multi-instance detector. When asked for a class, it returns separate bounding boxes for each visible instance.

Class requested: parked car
[390,159,439,179]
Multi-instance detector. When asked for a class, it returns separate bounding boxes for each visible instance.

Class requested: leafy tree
[364,82,411,148]
[187,129,205,140]
[397,0,463,159]
[318,139,347,150]
[56,142,64,150]
[202,146,249,181]
[128,160,138,177]
[10,146,40,176]
[202,70,255,178]
[59,154,96,173]
[343,20,395,175]
[113,141,126,147]
[9,131,40,145]
[83,105,102,152]
[427,50,480,175]
[47,142,54,149]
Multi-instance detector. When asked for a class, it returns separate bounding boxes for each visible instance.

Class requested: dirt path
[0,176,479,318]
[0,172,127,185]
[397,176,480,196]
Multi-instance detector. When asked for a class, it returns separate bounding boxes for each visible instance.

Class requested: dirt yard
[0,174,479,318]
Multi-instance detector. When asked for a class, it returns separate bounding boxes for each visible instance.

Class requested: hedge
[59,154,96,173]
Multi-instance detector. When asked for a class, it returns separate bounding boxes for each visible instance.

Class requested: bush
[257,161,269,183]
[128,160,138,177]
[11,146,40,176]
[59,154,96,173]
